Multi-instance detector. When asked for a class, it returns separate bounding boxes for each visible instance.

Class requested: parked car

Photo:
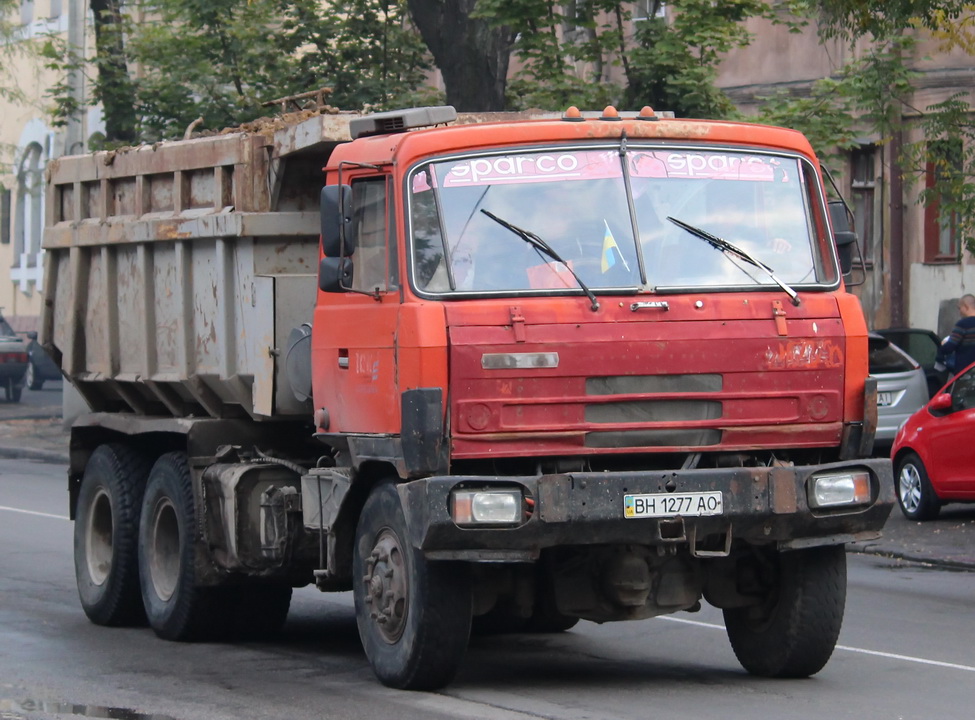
[0,315,28,403]
[891,359,975,519]
[25,331,61,390]
[870,332,930,448]
[875,327,948,397]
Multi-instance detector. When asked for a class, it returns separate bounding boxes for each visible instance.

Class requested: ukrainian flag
[601,220,629,273]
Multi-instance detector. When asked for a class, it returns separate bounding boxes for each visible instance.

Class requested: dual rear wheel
[74,447,292,640]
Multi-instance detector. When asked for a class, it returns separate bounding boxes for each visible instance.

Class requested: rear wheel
[896,452,941,521]
[138,452,226,641]
[26,361,44,390]
[4,377,21,402]
[353,481,472,690]
[724,545,846,678]
[74,444,151,626]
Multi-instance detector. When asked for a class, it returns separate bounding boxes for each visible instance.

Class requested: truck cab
[314,106,875,479]
[304,107,891,688]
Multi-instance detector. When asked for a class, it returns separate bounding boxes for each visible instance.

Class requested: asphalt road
[1,459,972,720]
[2,379,63,414]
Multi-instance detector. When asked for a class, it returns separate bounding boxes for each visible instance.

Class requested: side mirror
[319,256,353,293]
[828,200,858,275]
[321,185,356,258]
[930,392,953,411]
[26,331,38,341]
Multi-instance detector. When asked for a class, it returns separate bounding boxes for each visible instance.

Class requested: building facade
[716,15,975,335]
[0,0,100,333]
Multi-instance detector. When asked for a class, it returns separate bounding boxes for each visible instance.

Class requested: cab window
[350,178,395,293]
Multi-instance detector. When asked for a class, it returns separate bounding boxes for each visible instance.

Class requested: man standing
[937,294,975,373]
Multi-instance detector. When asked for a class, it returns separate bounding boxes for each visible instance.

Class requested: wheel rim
[899,463,922,513]
[362,529,409,643]
[25,364,34,388]
[85,487,114,586]
[147,497,181,602]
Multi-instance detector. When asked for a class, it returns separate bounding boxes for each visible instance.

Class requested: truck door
[312,176,401,435]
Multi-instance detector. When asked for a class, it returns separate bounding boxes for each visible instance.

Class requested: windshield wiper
[666,216,800,306]
[480,209,600,311]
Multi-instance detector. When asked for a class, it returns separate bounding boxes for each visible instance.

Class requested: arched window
[13,142,45,293]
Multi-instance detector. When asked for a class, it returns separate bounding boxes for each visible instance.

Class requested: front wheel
[895,452,941,521]
[723,545,846,678]
[353,481,472,690]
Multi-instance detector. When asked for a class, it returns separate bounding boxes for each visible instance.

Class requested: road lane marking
[0,505,69,521]
[659,615,975,673]
[834,645,975,673]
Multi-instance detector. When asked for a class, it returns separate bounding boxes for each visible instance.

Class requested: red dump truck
[43,105,893,690]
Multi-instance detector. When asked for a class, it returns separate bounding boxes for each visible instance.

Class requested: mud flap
[401,388,445,477]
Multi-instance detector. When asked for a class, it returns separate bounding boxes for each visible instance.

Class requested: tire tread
[74,443,151,626]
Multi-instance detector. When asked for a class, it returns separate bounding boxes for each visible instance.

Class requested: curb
[848,543,975,571]
[0,444,69,465]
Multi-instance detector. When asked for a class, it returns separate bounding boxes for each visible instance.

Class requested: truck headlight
[451,488,522,525]
[808,471,872,508]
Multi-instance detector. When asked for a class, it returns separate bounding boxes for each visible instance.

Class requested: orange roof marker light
[562,106,585,122]
[600,105,622,121]
[637,106,659,121]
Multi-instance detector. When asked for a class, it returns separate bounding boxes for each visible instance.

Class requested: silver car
[870,333,929,446]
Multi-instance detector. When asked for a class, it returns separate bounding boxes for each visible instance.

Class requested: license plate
[623,491,723,519]
[877,391,893,407]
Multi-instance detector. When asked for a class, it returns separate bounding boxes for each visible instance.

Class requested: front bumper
[398,458,894,561]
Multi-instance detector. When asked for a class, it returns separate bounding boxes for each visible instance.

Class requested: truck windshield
[409,146,835,296]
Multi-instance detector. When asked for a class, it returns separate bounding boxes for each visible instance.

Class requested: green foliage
[755,34,920,163]
[476,0,626,110]
[476,1,793,117]
[1,0,30,106]
[813,0,971,40]
[756,78,859,163]
[626,0,781,118]
[128,0,306,139]
[784,1,975,255]
[282,0,433,112]
[115,0,431,141]
[39,36,85,129]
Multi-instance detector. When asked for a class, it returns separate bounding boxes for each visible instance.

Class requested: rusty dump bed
[41,113,359,420]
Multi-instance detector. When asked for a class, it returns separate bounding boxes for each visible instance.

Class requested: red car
[891,360,975,519]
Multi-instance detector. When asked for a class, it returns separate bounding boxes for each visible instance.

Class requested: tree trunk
[407,0,515,111]
[90,0,137,144]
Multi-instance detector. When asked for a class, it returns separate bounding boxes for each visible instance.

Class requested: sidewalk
[0,403,70,464]
[0,398,972,570]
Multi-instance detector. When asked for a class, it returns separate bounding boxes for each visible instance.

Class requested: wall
[0,0,99,333]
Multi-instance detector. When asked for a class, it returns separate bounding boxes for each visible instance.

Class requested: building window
[924,140,961,263]
[350,178,393,294]
[20,0,34,25]
[850,145,875,267]
[13,142,45,294]
[633,1,666,21]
